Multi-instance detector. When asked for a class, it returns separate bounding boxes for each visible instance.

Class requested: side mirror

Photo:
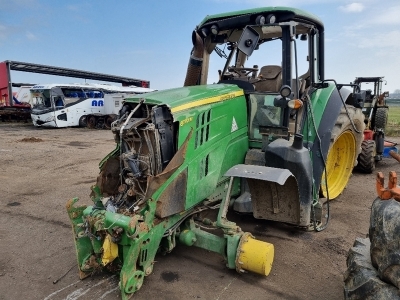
[237,26,260,57]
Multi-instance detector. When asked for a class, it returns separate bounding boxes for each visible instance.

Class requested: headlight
[280,85,292,98]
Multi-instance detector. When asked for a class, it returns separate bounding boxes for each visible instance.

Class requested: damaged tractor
[67,7,365,299]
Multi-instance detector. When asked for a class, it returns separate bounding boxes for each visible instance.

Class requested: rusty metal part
[144,130,191,199]
[377,91,389,105]
[96,157,120,195]
[155,169,187,218]
[389,150,400,163]
[127,188,136,197]
[376,172,400,201]
[183,31,204,87]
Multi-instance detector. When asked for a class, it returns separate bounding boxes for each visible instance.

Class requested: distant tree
[393,89,400,94]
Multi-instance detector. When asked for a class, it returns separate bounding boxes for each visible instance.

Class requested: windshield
[248,94,282,139]
[206,23,314,90]
[31,89,51,109]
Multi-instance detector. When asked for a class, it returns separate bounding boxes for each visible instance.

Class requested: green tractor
[67,6,365,299]
[351,77,389,173]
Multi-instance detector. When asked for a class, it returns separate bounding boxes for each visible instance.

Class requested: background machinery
[67,7,365,299]
[0,60,150,123]
[352,77,389,173]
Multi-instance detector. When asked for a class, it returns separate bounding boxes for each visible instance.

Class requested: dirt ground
[1,122,399,300]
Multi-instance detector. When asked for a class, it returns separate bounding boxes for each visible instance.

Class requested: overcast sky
[1,0,399,93]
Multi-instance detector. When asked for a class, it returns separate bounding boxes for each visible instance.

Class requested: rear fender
[304,85,346,190]
[226,164,309,226]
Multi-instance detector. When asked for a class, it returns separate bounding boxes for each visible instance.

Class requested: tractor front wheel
[356,140,376,173]
[320,106,365,199]
[374,107,388,130]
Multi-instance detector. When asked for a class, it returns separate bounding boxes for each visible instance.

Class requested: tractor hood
[122,83,244,115]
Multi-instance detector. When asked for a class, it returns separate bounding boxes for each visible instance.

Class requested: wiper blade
[214,46,228,59]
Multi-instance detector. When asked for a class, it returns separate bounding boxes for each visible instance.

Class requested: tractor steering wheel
[228,67,259,77]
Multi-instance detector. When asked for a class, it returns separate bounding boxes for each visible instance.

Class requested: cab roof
[197,6,323,29]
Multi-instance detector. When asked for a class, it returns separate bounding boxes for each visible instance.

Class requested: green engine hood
[123,83,244,113]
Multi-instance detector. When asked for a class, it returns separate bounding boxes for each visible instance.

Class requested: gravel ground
[1,122,399,300]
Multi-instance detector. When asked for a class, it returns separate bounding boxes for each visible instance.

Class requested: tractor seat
[253,65,282,93]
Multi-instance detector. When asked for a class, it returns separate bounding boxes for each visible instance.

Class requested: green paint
[301,83,336,143]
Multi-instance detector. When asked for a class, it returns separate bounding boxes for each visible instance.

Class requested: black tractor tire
[356,140,376,173]
[344,237,400,299]
[321,106,365,199]
[78,115,87,127]
[374,107,389,131]
[369,198,400,289]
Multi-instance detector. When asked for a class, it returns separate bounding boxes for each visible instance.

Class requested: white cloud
[67,5,80,11]
[357,30,400,49]
[339,3,365,13]
[26,31,37,40]
[369,5,400,24]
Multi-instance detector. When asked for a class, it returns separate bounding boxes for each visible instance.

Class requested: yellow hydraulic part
[101,234,118,265]
[235,232,274,276]
[321,130,356,199]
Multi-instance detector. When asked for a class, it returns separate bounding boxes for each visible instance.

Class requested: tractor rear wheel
[320,106,364,199]
[343,237,399,299]
[344,198,400,299]
[374,107,388,130]
[369,198,400,290]
[357,140,376,173]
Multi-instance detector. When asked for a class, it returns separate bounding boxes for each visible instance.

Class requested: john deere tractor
[67,7,365,299]
[351,77,389,173]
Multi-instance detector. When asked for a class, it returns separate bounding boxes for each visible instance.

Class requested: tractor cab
[186,8,325,147]
[350,76,390,173]
[352,76,389,130]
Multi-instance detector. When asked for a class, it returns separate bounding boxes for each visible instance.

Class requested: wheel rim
[321,130,356,199]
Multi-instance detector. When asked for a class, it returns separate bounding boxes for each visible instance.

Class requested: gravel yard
[1,122,399,300]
